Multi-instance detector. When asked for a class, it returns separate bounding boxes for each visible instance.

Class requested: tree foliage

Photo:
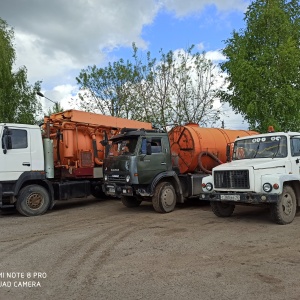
[0,18,42,124]
[220,0,300,132]
[76,58,140,117]
[46,102,64,116]
[76,44,221,131]
[130,45,221,130]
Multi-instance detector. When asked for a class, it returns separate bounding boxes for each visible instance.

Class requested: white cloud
[37,84,78,115]
[205,50,226,62]
[196,42,205,51]
[1,0,248,85]
[161,0,249,17]
[14,32,84,86]
[215,103,249,129]
[2,0,160,85]
[0,0,248,129]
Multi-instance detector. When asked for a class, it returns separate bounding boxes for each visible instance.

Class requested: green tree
[76,59,140,118]
[0,18,42,124]
[132,45,221,130]
[46,103,64,116]
[76,44,221,131]
[220,0,300,132]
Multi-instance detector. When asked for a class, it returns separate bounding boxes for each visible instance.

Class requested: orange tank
[43,110,152,177]
[168,123,258,174]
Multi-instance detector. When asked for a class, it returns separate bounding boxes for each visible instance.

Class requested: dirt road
[1,197,300,300]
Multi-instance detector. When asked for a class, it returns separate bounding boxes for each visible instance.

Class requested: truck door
[290,136,300,175]
[137,137,168,184]
[0,126,32,181]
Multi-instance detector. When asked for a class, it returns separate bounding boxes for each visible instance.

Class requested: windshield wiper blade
[253,141,261,158]
[272,141,281,158]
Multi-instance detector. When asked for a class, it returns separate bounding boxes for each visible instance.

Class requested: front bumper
[103,183,134,197]
[199,192,280,204]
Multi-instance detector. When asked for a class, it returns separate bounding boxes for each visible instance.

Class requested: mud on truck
[200,128,300,224]
[103,124,257,213]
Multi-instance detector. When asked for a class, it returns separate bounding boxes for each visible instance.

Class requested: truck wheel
[91,185,106,199]
[270,185,296,225]
[121,196,142,208]
[152,182,176,213]
[210,201,235,217]
[16,185,50,217]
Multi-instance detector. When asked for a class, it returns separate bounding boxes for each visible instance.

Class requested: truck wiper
[253,141,261,158]
[272,141,281,158]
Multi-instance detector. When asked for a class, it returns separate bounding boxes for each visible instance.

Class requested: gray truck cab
[103,128,185,212]
[104,129,170,194]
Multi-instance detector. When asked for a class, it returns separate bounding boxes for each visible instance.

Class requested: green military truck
[103,124,257,213]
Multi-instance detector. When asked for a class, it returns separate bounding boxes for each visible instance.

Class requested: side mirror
[146,143,152,155]
[226,143,231,162]
[2,126,12,154]
[2,135,12,154]
[100,131,108,146]
[100,131,110,158]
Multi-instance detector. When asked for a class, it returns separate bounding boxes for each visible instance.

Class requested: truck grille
[214,170,249,189]
[108,175,126,183]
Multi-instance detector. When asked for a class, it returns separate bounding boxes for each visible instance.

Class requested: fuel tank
[168,123,258,174]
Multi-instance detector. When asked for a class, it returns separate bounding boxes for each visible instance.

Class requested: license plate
[220,194,240,201]
[108,187,115,194]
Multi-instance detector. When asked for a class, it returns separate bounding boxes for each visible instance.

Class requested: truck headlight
[205,182,213,191]
[104,175,108,181]
[126,175,130,183]
[263,183,272,192]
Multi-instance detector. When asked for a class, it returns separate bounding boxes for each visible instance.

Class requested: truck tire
[91,185,106,199]
[152,182,176,213]
[121,196,142,208]
[270,185,296,225]
[210,201,235,217]
[16,185,50,217]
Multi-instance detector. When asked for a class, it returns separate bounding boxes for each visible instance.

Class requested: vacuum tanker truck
[103,123,258,213]
[0,110,152,216]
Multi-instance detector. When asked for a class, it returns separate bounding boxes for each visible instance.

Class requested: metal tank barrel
[168,123,258,174]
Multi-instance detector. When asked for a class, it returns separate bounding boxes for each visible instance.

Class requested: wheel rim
[26,193,44,210]
[161,188,175,207]
[282,193,294,216]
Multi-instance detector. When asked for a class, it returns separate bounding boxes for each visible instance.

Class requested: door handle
[161,162,166,165]
[22,162,30,166]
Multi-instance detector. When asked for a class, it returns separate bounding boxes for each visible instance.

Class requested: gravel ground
[1,197,300,300]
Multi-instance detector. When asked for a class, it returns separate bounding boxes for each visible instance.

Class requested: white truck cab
[200,131,300,224]
[0,124,44,181]
[0,123,54,216]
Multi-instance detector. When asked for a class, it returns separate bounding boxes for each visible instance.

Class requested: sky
[0,0,251,129]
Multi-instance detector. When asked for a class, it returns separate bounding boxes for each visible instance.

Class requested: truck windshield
[108,137,139,157]
[233,135,287,160]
